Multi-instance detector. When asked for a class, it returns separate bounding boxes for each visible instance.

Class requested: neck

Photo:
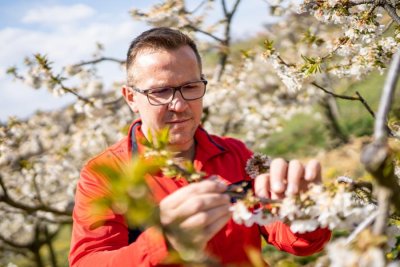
[170,142,196,161]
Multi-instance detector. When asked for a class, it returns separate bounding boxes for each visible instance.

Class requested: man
[69,27,331,266]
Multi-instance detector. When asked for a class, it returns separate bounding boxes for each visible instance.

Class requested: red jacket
[69,120,331,266]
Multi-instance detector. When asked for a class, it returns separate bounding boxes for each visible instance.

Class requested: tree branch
[311,82,375,118]
[346,210,379,244]
[0,174,72,216]
[348,0,377,5]
[221,0,228,16]
[73,57,125,68]
[383,3,400,25]
[60,84,93,104]
[188,0,209,14]
[361,48,400,235]
[0,233,32,249]
[355,91,376,118]
[374,48,400,141]
[230,0,242,18]
[184,25,224,43]
[373,187,391,235]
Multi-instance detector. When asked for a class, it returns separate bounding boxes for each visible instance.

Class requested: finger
[270,158,288,199]
[254,173,270,198]
[180,203,231,230]
[304,159,321,183]
[196,210,231,244]
[166,193,230,224]
[160,180,227,210]
[286,160,304,196]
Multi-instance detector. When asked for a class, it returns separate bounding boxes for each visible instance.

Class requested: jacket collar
[128,119,227,167]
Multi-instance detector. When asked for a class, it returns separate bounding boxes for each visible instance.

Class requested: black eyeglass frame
[128,79,208,106]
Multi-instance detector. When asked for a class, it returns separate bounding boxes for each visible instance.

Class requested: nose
[168,89,188,112]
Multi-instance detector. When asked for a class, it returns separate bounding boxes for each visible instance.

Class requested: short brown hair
[126,27,202,85]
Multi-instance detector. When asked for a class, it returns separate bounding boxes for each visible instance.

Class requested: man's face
[124,45,203,152]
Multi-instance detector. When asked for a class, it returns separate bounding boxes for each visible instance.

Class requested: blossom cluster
[261,1,400,96]
[229,180,380,233]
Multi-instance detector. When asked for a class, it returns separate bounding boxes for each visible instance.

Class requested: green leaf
[300,55,322,77]
[263,39,275,56]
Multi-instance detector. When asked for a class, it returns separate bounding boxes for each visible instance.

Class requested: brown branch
[32,174,44,205]
[184,24,224,43]
[0,233,32,249]
[104,96,124,106]
[347,0,400,25]
[213,0,242,81]
[312,83,376,121]
[221,0,228,16]
[230,0,242,17]
[0,174,72,216]
[188,0,209,14]
[348,0,377,5]
[311,82,359,100]
[383,3,400,25]
[73,57,125,68]
[355,91,375,118]
[60,84,93,104]
[44,226,58,267]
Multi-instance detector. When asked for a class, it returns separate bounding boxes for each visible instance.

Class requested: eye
[149,88,172,98]
[182,83,201,91]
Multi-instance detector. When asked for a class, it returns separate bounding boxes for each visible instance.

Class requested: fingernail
[286,185,295,195]
[216,181,227,190]
[305,171,314,181]
[272,182,284,193]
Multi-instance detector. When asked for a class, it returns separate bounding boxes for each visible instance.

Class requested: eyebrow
[142,79,202,90]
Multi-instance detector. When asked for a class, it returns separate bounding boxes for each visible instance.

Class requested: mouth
[166,118,191,124]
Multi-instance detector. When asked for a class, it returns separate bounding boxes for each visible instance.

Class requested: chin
[168,135,193,150]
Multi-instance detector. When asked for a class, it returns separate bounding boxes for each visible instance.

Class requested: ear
[121,85,139,113]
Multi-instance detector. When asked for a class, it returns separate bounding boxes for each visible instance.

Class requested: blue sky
[0,0,276,121]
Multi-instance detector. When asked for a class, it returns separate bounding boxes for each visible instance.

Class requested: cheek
[191,101,203,121]
[141,106,166,125]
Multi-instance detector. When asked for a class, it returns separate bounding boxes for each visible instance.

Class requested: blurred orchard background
[1,0,400,266]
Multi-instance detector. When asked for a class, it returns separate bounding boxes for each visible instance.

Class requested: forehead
[129,46,201,88]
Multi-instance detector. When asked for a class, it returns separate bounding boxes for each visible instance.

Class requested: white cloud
[0,7,147,120]
[21,4,95,25]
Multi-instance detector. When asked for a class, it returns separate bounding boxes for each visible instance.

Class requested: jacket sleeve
[69,165,170,267]
[260,221,331,256]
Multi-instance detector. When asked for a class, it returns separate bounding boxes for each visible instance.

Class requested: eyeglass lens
[148,81,206,105]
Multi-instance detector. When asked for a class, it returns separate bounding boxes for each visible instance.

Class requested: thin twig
[60,84,92,104]
[0,233,32,249]
[73,57,125,68]
[221,0,228,16]
[312,83,376,118]
[355,91,375,118]
[345,210,379,245]
[188,0,209,14]
[185,25,224,43]
[0,174,71,216]
[230,0,242,18]
[312,82,360,100]
[373,187,391,235]
[32,174,44,205]
[0,174,9,199]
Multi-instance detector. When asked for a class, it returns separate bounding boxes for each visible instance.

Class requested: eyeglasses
[129,79,208,106]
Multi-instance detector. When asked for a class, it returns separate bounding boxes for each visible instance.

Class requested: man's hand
[159,180,231,253]
[254,158,321,200]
